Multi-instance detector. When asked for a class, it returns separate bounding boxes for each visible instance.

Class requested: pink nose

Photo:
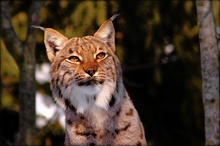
[84,67,97,77]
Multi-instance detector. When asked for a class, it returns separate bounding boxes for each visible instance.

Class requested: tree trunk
[196,1,219,145]
[1,1,44,145]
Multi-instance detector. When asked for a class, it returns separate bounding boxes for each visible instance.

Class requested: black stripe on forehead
[67,36,109,55]
[66,38,79,53]
[73,44,96,54]
[82,36,107,50]
[66,37,95,53]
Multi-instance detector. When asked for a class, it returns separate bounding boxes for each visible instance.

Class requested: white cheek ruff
[61,83,103,114]
[95,81,116,110]
[60,81,115,114]
[74,84,103,95]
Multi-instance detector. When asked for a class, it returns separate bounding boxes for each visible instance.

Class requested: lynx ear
[44,28,68,62]
[94,19,116,52]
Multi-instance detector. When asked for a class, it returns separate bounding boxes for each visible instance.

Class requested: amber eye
[66,56,80,63]
[96,52,106,60]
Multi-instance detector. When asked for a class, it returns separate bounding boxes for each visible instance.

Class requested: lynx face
[44,20,120,113]
[57,37,116,93]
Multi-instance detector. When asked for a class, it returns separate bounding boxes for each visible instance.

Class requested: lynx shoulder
[40,15,147,145]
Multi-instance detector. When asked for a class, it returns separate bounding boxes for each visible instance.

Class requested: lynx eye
[96,52,106,60]
[66,56,80,63]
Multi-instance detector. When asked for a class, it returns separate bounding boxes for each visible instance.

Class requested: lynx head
[43,16,122,113]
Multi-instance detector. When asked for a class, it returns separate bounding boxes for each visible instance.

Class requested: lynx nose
[84,66,97,77]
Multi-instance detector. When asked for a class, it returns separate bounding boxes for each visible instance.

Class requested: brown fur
[42,16,147,145]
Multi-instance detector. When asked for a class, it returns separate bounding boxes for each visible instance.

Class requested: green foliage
[11,12,28,41]
[69,1,106,37]
[1,39,19,78]
[1,39,19,110]
[2,0,219,145]
[39,1,107,38]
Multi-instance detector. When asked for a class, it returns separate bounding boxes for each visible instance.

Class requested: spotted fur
[42,16,147,145]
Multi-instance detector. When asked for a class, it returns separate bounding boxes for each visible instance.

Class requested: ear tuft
[44,28,68,62]
[110,13,121,21]
[31,25,45,31]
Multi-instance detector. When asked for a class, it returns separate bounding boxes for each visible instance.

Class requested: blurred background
[1,1,219,146]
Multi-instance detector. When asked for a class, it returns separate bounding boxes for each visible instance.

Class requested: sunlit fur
[50,37,118,113]
[44,18,147,145]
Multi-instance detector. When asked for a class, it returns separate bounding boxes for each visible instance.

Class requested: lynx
[35,15,147,145]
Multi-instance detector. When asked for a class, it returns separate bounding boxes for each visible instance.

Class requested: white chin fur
[61,83,103,114]
[61,81,115,114]
[74,84,102,96]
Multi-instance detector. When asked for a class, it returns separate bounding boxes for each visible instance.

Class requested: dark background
[1,1,219,145]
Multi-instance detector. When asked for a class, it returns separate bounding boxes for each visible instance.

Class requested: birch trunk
[196,1,219,145]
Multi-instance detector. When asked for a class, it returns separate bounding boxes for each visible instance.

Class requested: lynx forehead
[40,14,147,145]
